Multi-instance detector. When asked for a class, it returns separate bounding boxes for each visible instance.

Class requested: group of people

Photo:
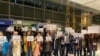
[0,26,98,56]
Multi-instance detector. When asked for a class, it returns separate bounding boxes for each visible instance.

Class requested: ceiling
[70,0,100,11]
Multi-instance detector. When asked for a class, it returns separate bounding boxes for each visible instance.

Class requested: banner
[88,26,100,33]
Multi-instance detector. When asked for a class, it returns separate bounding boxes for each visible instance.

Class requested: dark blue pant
[54,49,58,56]
[60,45,64,56]
[64,44,70,56]
[74,48,81,56]
[27,46,32,56]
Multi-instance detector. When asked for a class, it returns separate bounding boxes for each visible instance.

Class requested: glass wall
[0,0,82,28]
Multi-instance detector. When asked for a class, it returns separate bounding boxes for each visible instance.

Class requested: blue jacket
[2,42,9,54]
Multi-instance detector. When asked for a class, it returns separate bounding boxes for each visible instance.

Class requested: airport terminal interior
[0,0,100,56]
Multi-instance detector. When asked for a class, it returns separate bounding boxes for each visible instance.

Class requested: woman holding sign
[0,31,8,56]
[44,31,52,56]
[11,31,22,56]
[25,31,34,56]
[33,32,43,56]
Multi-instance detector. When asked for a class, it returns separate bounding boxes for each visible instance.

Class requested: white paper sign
[27,36,34,41]
[46,24,57,30]
[22,27,28,31]
[7,27,14,32]
[0,36,7,43]
[46,36,52,41]
[81,30,87,34]
[12,36,21,40]
[57,31,63,37]
[37,36,43,42]
[72,33,79,38]
[38,28,44,32]
[58,28,61,31]
[32,27,36,31]
[65,27,74,33]
[17,20,22,24]
[88,26,100,33]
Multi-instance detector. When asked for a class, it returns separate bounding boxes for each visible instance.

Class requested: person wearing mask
[45,31,52,56]
[64,33,70,56]
[11,31,22,56]
[33,32,43,56]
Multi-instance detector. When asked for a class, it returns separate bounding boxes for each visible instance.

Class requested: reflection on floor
[68,43,100,56]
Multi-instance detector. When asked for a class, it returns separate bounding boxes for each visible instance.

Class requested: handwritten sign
[12,36,21,40]
[0,36,7,43]
[22,27,28,32]
[27,36,34,41]
[57,31,63,37]
[38,28,44,32]
[46,36,52,41]
[17,20,22,24]
[7,27,14,32]
[32,27,36,31]
[37,36,43,42]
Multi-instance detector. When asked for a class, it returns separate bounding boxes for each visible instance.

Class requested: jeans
[54,49,58,56]
[60,44,64,56]
[27,46,32,56]
[64,44,70,56]
[74,48,81,56]
[89,43,95,56]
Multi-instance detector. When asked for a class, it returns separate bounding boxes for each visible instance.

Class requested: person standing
[60,34,64,56]
[88,34,98,56]
[45,32,52,56]
[0,31,9,56]
[33,32,43,56]
[74,36,82,56]
[11,31,22,56]
[64,33,70,56]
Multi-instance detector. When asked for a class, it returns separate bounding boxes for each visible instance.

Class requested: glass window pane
[10,0,23,4]
[59,14,66,21]
[45,1,52,10]
[45,10,52,20]
[24,6,34,18]
[62,5,66,13]
[23,0,34,6]
[52,12,59,20]
[0,2,8,14]
[34,0,42,8]
[1,0,8,1]
[11,16,23,20]
[52,3,60,12]
[10,4,23,16]
[35,8,44,19]
[34,19,45,23]
[0,15,8,19]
